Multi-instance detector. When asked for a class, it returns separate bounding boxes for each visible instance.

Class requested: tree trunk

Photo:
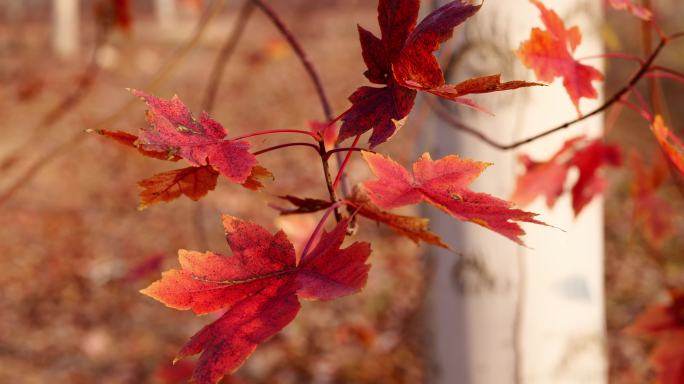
[52,0,80,58]
[423,1,607,383]
[155,0,179,30]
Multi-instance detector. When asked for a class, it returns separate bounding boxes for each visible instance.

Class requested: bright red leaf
[341,0,539,147]
[142,216,370,383]
[651,115,684,177]
[512,136,621,216]
[517,0,604,113]
[361,152,545,245]
[570,139,622,215]
[133,90,258,184]
[608,0,653,21]
[512,136,584,208]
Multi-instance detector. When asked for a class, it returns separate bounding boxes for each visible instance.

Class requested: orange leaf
[651,115,684,176]
[138,166,219,209]
[517,0,604,113]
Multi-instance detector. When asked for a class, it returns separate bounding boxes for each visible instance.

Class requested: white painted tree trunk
[423,1,607,383]
[52,0,79,58]
[155,0,179,30]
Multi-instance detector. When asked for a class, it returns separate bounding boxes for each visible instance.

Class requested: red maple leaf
[133,90,258,184]
[142,216,370,383]
[628,290,684,337]
[570,139,622,215]
[517,0,604,113]
[512,136,584,208]
[627,290,684,384]
[651,115,684,177]
[512,136,621,216]
[361,152,545,245]
[630,152,673,246]
[341,0,540,147]
[112,0,132,30]
[608,0,653,20]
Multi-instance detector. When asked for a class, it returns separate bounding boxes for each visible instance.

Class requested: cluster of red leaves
[627,290,684,384]
[94,1,650,382]
[142,216,370,384]
[93,91,272,209]
[517,0,604,113]
[512,136,622,216]
[341,0,539,147]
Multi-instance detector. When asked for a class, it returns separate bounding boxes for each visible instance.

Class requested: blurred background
[0,1,682,383]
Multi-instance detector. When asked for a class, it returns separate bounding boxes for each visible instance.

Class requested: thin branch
[0,18,108,172]
[331,135,361,190]
[231,129,318,141]
[433,37,668,151]
[251,0,343,221]
[251,0,333,121]
[252,142,320,156]
[324,146,368,161]
[201,0,255,112]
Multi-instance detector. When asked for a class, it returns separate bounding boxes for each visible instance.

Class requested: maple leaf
[341,0,540,147]
[142,216,370,383]
[517,0,604,113]
[627,290,684,337]
[240,165,273,191]
[138,166,219,210]
[569,139,622,215]
[512,137,584,208]
[630,152,672,246]
[650,332,684,384]
[133,90,257,183]
[361,152,545,245]
[651,115,684,177]
[608,0,653,21]
[349,186,449,249]
[512,136,621,216]
[112,0,132,30]
[275,195,334,215]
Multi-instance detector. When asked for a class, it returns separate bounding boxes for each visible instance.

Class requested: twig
[432,37,668,151]
[251,0,342,221]
[201,0,255,112]
[0,16,108,172]
[250,0,333,120]
[252,142,320,156]
[331,135,361,190]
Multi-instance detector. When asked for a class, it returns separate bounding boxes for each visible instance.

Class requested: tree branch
[433,37,668,151]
